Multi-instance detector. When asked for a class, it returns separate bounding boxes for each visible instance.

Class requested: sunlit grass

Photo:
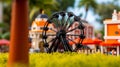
[29,52,120,67]
[0,53,120,67]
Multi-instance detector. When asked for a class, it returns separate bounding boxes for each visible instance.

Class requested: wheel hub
[56,30,66,38]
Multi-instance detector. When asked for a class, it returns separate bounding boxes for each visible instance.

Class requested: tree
[8,0,29,66]
[57,0,75,11]
[0,22,10,40]
[3,3,11,25]
[78,0,97,19]
[29,0,59,23]
[0,1,10,39]
[29,0,75,24]
[29,0,59,11]
[96,2,120,23]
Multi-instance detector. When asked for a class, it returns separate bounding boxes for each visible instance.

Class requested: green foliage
[96,2,120,23]
[3,3,11,26]
[29,0,59,24]
[1,32,10,39]
[57,0,75,11]
[0,22,9,31]
[29,0,75,24]
[29,0,59,14]
[29,0,59,11]
[0,1,11,40]
[0,22,10,40]
[0,53,120,67]
[0,22,6,27]
[79,0,97,9]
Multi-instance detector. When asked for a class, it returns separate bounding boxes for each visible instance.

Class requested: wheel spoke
[53,19,61,30]
[66,37,77,44]
[65,20,74,31]
[60,36,68,51]
[49,28,57,32]
[46,34,56,36]
[66,34,80,36]
[62,17,70,29]
[80,38,84,44]
[48,38,57,53]
[66,26,78,33]
[53,40,60,52]
[63,37,72,51]
[47,37,57,43]
[61,16,65,27]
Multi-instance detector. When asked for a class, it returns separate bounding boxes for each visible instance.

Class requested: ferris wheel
[42,11,85,53]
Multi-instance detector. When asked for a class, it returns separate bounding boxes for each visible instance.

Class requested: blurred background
[0,0,120,40]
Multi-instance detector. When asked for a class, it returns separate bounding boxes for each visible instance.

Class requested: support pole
[100,46,103,54]
[117,46,119,56]
[7,0,29,67]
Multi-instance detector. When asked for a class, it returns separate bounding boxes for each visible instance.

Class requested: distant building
[101,9,120,56]
[29,14,55,51]
[70,20,95,49]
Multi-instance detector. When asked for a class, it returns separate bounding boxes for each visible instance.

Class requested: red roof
[100,40,120,46]
[69,38,102,45]
[0,39,9,46]
[82,38,95,45]
[92,38,102,44]
[69,38,81,45]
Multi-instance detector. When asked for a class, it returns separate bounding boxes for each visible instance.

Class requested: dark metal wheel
[42,11,85,53]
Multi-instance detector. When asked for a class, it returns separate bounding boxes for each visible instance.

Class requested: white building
[29,14,55,51]
[101,9,120,56]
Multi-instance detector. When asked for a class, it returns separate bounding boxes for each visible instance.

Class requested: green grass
[0,53,120,67]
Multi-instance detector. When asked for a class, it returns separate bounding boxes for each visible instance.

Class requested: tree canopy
[57,0,75,11]
[96,2,120,23]
[29,0,75,23]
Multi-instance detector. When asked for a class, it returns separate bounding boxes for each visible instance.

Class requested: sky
[68,0,120,31]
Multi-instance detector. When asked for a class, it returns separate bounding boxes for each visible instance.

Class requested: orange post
[7,0,29,67]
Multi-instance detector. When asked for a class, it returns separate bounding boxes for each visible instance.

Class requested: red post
[7,0,29,67]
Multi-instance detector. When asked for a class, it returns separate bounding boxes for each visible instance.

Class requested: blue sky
[68,0,120,31]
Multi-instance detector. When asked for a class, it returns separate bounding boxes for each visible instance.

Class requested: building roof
[33,20,46,26]
[36,14,48,18]
[104,19,120,24]
[31,13,49,27]
[29,30,55,33]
